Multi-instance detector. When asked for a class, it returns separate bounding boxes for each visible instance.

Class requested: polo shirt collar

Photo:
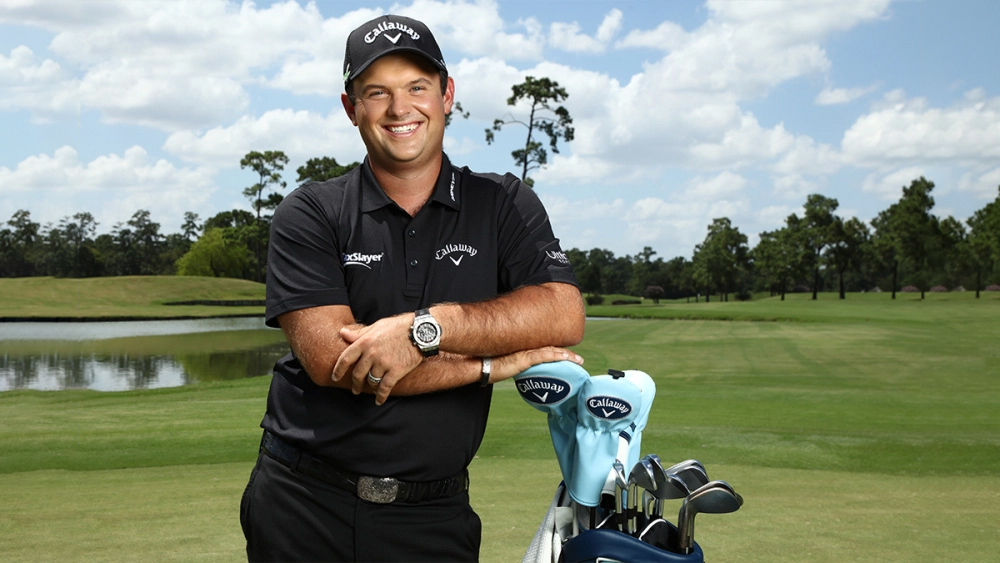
[359,154,461,213]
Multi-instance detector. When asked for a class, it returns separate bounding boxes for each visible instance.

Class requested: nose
[386,92,410,119]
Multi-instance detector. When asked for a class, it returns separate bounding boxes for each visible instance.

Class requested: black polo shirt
[262,154,578,481]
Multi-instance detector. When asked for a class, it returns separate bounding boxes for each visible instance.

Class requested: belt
[259,431,469,504]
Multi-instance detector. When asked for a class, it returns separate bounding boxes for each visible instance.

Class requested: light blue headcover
[513,361,591,487]
[569,374,643,507]
[621,370,656,472]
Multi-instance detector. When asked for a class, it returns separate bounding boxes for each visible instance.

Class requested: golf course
[1,277,997,561]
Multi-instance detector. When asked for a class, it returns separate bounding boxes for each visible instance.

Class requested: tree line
[572,178,1000,302]
[3,159,998,302]
[0,152,358,282]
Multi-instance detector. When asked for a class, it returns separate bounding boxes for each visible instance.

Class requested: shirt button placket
[403,224,425,300]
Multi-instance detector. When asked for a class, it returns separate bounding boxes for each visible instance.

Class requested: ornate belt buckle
[357,476,399,504]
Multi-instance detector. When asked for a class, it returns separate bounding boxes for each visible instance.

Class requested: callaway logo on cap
[515,376,572,406]
[343,15,447,86]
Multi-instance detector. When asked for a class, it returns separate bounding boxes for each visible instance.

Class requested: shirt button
[409,259,418,267]
[407,229,416,237]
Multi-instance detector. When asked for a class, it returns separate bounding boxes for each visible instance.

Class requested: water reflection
[0,319,289,392]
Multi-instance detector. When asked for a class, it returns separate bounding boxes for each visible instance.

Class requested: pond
[0,317,289,392]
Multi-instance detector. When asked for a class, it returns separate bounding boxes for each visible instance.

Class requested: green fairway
[0,276,265,320]
[1,292,998,561]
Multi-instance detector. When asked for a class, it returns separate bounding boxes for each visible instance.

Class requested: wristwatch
[410,308,441,357]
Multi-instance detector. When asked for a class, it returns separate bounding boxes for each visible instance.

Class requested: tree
[105,210,164,276]
[938,215,967,289]
[176,228,253,279]
[181,212,202,242]
[692,218,749,302]
[752,226,800,300]
[872,177,941,299]
[296,157,360,184]
[444,101,469,129]
[0,210,40,277]
[241,150,289,219]
[240,150,288,281]
[966,186,1000,297]
[825,216,869,299]
[485,76,574,186]
[801,194,839,300]
[203,209,256,231]
[200,209,259,281]
[643,285,665,304]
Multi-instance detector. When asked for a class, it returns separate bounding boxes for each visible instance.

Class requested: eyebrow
[360,76,434,95]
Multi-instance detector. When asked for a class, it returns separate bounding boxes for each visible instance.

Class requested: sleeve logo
[343,252,384,269]
[546,250,570,264]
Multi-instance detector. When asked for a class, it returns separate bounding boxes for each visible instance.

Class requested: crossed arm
[277,281,586,405]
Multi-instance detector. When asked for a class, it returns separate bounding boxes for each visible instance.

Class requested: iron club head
[676,482,744,554]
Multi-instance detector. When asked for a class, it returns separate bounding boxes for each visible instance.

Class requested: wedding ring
[367,372,382,386]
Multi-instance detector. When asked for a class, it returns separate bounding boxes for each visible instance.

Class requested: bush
[611,299,641,305]
[792,285,810,293]
[735,290,753,301]
[930,285,948,292]
[643,285,665,304]
[901,285,920,292]
[586,294,605,306]
[986,284,1000,292]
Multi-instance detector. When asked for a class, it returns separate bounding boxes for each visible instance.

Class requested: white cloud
[861,166,927,200]
[0,45,79,118]
[956,167,1000,200]
[842,89,1000,169]
[163,108,361,168]
[404,0,546,60]
[596,9,623,43]
[0,145,216,231]
[548,9,623,54]
[815,83,878,105]
[616,20,688,51]
[683,171,748,199]
[771,174,821,200]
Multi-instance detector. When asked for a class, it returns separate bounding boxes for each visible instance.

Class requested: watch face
[415,321,439,344]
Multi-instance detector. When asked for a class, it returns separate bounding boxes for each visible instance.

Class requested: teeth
[388,124,417,133]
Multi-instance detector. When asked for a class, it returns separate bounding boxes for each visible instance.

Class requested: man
[240,14,586,562]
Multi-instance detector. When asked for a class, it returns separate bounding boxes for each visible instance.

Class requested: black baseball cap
[343,15,447,87]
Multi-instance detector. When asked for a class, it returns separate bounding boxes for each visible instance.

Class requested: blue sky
[1,0,998,260]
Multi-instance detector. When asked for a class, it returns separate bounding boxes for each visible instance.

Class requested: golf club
[676,481,744,555]
[626,459,658,536]
[664,459,709,492]
[651,472,690,521]
[612,460,628,533]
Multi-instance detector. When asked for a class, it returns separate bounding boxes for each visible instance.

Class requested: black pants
[240,453,482,562]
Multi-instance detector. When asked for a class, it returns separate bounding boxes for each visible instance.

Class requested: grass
[0,276,265,320]
[2,283,999,560]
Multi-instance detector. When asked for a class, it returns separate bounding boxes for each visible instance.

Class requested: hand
[490,347,584,382]
[332,313,423,400]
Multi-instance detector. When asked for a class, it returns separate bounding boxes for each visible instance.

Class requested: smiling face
[342,53,454,179]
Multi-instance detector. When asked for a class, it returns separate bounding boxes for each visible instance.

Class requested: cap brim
[346,47,447,84]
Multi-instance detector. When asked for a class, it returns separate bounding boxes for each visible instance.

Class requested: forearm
[280,305,482,393]
[430,282,585,357]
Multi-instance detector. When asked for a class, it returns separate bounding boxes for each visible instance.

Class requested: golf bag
[522,481,704,563]
[517,362,739,563]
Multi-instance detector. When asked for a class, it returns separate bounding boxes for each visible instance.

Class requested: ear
[443,76,455,115]
[341,93,358,126]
